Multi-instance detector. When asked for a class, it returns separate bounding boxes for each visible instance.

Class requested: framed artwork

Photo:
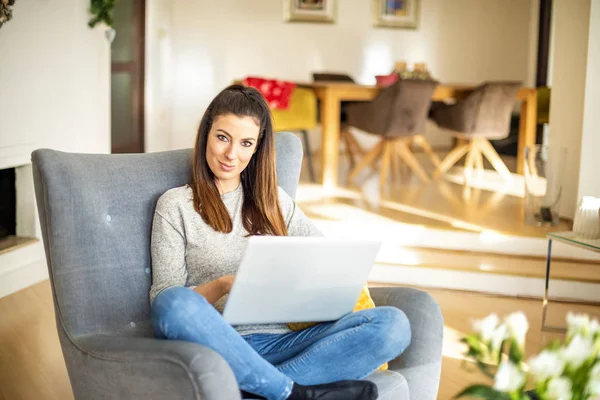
[373,0,420,29]
[283,0,336,23]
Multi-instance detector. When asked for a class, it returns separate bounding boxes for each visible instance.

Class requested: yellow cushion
[286,284,389,371]
[537,86,551,124]
[271,87,318,132]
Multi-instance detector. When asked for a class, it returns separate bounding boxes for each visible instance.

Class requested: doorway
[111,0,145,153]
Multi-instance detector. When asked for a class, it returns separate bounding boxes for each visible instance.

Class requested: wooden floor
[301,148,572,238]
[2,280,600,400]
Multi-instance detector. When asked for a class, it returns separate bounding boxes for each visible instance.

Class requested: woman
[150,84,411,400]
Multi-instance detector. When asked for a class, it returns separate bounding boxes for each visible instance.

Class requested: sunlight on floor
[444,167,526,198]
[442,325,469,360]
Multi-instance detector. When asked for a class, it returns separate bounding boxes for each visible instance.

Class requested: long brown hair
[191,84,288,236]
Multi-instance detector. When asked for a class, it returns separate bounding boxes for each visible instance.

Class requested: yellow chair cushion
[286,284,389,371]
[271,87,318,132]
[537,86,551,124]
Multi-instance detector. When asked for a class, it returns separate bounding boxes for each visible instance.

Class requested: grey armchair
[32,131,443,400]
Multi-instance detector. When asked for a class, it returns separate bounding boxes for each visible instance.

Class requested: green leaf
[475,360,497,379]
[454,385,511,399]
[508,340,523,364]
[464,335,484,348]
[543,339,562,351]
[88,0,117,28]
[497,339,507,365]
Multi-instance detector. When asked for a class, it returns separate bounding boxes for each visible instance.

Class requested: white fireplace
[0,144,48,298]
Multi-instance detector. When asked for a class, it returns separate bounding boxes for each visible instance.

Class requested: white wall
[577,0,600,201]
[0,0,110,154]
[0,0,110,297]
[145,0,174,153]
[547,0,591,218]
[162,0,535,150]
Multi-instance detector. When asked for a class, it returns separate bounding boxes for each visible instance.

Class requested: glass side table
[543,232,600,332]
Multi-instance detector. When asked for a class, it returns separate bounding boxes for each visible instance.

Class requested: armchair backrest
[346,79,437,137]
[312,72,355,83]
[472,82,521,135]
[385,79,438,137]
[433,82,521,137]
[31,132,303,338]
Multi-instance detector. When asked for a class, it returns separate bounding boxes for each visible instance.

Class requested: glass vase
[523,145,565,227]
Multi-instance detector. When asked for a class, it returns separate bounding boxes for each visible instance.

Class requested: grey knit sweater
[149,184,322,336]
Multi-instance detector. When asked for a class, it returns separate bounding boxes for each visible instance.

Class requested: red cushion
[375,73,399,87]
[242,77,296,110]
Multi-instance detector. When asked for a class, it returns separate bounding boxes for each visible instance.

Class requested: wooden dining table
[297,82,538,193]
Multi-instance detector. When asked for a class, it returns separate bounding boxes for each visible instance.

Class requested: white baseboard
[370,263,600,303]
[0,241,48,299]
[0,259,48,299]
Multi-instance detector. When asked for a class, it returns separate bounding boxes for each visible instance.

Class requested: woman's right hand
[219,275,236,295]
[193,275,236,304]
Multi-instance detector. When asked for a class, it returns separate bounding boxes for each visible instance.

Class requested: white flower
[493,361,525,393]
[490,324,508,356]
[590,319,600,336]
[561,334,594,368]
[472,313,499,342]
[588,363,600,395]
[505,312,529,346]
[528,350,565,382]
[547,377,572,400]
[567,312,590,336]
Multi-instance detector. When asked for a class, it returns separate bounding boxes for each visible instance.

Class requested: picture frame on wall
[284,0,336,23]
[373,0,419,29]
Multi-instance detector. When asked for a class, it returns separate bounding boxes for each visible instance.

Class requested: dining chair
[430,82,521,182]
[271,87,318,182]
[346,79,439,186]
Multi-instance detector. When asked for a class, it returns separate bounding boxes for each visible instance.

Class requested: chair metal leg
[541,239,566,333]
[300,130,316,183]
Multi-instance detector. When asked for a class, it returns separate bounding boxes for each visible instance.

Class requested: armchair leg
[464,140,478,185]
[379,141,394,188]
[341,130,364,169]
[477,138,512,181]
[300,130,316,183]
[413,135,441,167]
[475,148,484,175]
[390,142,400,183]
[395,140,430,183]
[433,143,469,179]
[348,141,384,182]
[344,130,365,156]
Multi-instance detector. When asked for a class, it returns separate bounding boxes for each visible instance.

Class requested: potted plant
[458,312,600,399]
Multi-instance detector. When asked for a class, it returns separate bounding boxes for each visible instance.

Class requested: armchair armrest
[370,287,444,400]
[69,334,241,400]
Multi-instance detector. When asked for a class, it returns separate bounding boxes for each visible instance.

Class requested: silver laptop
[222,236,382,325]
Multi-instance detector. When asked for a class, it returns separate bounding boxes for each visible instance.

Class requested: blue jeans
[151,286,411,400]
